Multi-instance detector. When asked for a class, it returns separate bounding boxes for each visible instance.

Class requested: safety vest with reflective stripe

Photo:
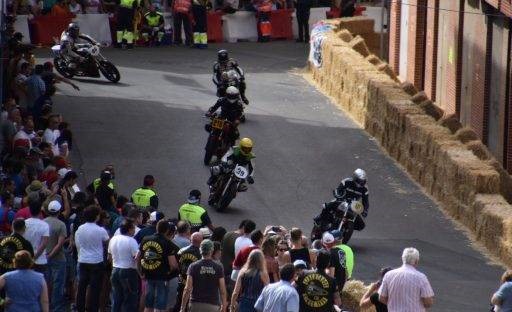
[93,178,115,191]
[131,188,156,208]
[174,0,192,13]
[335,243,354,279]
[120,0,136,9]
[145,12,163,27]
[178,203,205,228]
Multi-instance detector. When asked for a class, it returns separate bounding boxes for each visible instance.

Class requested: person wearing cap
[108,219,140,311]
[131,175,158,209]
[134,210,164,243]
[93,170,116,213]
[86,165,116,194]
[295,249,341,312]
[178,189,214,233]
[331,229,354,279]
[180,239,228,312]
[138,219,179,312]
[321,232,347,291]
[44,200,67,312]
[293,259,307,277]
[174,232,203,312]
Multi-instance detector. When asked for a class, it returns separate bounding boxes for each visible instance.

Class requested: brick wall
[388,0,401,73]
[406,0,428,89]
[424,0,439,100]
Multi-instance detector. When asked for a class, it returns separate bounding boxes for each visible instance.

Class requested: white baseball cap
[48,200,62,213]
[322,232,335,246]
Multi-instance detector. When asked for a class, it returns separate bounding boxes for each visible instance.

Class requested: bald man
[174,232,203,312]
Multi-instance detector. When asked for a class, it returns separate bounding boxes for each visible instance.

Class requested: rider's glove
[247,176,254,184]
[361,211,368,218]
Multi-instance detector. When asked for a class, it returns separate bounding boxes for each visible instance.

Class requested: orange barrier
[31,14,74,45]
[207,11,223,43]
[326,5,366,19]
[270,9,293,40]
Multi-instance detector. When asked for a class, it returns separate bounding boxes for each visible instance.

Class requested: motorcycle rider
[334,168,369,231]
[206,86,244,145]
[207,138,255,198]
[213,50,249,104]
[59,23,98,72]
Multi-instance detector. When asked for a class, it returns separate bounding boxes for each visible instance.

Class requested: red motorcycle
[203,113,236,166]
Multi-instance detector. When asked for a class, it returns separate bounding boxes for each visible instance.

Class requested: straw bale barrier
[308,18,512,267]
[341,280,375,312]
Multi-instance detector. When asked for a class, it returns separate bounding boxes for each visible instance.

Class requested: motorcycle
[310,190,364,244]
[51,43,121,83]
[208,164,250,212]
[216,70,248,122]
[203,113,236,166]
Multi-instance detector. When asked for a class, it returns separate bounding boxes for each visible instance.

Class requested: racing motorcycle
[310,190,365,244]
[51,43,121,83]
[216,69,248,122]
[208,164,250,212]
[203,113,236,166]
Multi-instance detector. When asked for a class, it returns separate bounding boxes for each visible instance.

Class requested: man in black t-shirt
[296,249,341,312]
[173,231,203,312]
[321,232,347,291]
[0,218,34,274]
[138,220,179,312]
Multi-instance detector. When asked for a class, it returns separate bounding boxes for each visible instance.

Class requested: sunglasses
[278,248,288,252]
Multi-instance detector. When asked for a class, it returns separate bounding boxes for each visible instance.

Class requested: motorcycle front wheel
[341,222,354,244]
[54,57,74,79]
[216,180,237,212]
[99,61,121,83]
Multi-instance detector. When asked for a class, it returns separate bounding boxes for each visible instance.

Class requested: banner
[308,21,334,68]
[73,14,112,45]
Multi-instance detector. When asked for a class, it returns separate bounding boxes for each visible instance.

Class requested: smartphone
[271,226,282,232]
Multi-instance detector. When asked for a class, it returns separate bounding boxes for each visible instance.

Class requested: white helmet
[226,86,240,103]
[352,168,367,186]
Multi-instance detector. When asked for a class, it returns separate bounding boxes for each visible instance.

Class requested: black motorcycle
[208,164,250,212]
[311,190,365,244]
[216,69,248,122]
[51,43,121,83]
[203,113,236,166]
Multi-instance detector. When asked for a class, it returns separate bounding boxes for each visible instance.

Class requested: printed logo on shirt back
[141,240,163,271]
[301,272,330,308]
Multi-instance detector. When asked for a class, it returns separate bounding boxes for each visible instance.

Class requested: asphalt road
[45,42,502,311]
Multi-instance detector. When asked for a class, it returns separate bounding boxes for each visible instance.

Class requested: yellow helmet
[239,138,253,156]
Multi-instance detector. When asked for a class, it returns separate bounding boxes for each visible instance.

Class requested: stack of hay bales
[308,17,512,267]
[325,16,383,56]
[341,280,375,312]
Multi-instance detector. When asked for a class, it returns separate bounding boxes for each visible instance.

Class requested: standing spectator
[180,239,228,312]
[74,205,110,312]
[360,267,391,312]
[173,220,191,248]
[84,0,101,13]
[235,219,256,256]
[50,0,71,15]
[68,0,82,13]
[295,249,341,312]
[13,62,30,111]
[0,191,16,236]
[232,230,263,280]
[0,250,49,312]
[135,210,164,243]
[221,220,247,282]
[44,200,67,312]
[275,239,289,269]
[94,170,116,212]
[174,231,203,312]
[138,219,179,312]
[261,237,279,282]
[254,263,299,312]
[285,228,314,269]
[1,108,20,157]
[108,219,139,312]
[0,218,34,274]
[114,208,142,236]
[178,189,214,232]
[173,0,193,45]
[41,62,80,92]
[321,232,347,291]
[25,65,45,113]
[378,247,434,312]
[23,198,49,274]
[131,174,158,209]
[492,270,512,312]
[42,114,60,156]
[192,0,209,48]
[231,249,269,312]
[340,0,355,17]
[111,202,135,234]
[294,0,310,42]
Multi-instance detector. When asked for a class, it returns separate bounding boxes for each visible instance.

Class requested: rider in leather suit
[59,23,98,71]
[213,50,249,104]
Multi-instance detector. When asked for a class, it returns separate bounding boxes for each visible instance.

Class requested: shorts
[145,279,169,310]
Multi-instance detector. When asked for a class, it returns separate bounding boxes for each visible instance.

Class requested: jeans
[76,262,105,312]
[48,259,67,312]
[145,279,169,310]
[111,268,139,312]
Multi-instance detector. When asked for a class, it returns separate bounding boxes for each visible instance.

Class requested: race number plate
[234,165,249,179]
[212,118,225,130]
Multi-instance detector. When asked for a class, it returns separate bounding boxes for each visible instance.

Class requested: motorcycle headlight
[350,201,364,215]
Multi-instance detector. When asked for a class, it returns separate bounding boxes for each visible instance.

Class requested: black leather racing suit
[335,178,369,230]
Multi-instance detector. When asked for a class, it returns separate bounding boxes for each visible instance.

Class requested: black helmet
[67,23,80,39]
[218,49,228,63]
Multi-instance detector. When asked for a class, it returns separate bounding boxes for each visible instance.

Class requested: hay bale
[411,91,429,104]
[349,35,371,57]
[466,140,492,161]
[338,16,375,35]
[377,63,399,82]
[366,54,382,66]
[419,100,444,121]
[337,29,354,42]
[438,114,462,134]
[341,280,373,312]
[401,82,418,96]
[455,127,479,144]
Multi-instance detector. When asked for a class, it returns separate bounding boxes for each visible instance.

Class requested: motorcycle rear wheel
[54,57,74,79]
[99,61,121,83]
